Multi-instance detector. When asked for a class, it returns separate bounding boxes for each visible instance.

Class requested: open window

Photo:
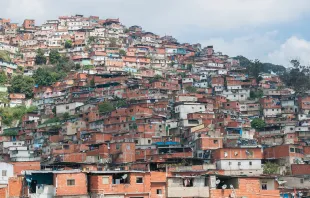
[183,178,194,187]
[112,173,129,184]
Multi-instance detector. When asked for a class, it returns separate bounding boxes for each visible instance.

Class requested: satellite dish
[222,184,227,189]
[216,179,221,185]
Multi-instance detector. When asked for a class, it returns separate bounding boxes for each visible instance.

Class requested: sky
[1,0,310,66]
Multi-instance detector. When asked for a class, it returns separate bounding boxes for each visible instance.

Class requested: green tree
[250,90,263,99]
[185,86,197,93]
[98,102,115,113]
[33,68,58,86]
[62,112,70,120]
[0,106,34,127]
[187,64,193,71]
[119,49,127,57]
[87,36,97,45]
[9,75,35,98]
[281,59,310,94]
[149,75,163,83]
[251,118,266,130]
[49,49,61,64]
[0,72,7,85]
[263,162,279,175]
[64,40,73,49]
[35,49,47,65]
[0,50,11,62]
[114,97,127,108]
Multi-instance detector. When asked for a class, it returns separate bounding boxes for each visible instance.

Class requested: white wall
[0,162,13,184]
[216,159,262,170]
[263,108,281,117]
[175,104,206,119]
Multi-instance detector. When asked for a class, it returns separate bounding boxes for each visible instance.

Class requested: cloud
[1,0,310,34]
[268,36,310,66]
[200,31,280,61]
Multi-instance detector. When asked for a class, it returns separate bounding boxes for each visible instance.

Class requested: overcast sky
[2,0,310,66]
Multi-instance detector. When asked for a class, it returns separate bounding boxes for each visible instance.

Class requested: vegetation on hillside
[9,75,35,98]
[0,106,37,127]
[0,50,11,62]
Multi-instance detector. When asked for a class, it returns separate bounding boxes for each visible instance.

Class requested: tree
[250,90,263,99]
[114,97,127,108]
[0,72,7,85]
[98,102,115,114]
[185,86,197,93]
[263,162,279,175]
[0,105,34,127]
[119,49,126,57]
[64,40,73,49]
[187,64,193,71]
[33,68,57,86]
[9,75,35,98]
[87,36,97,45]
[149,75,163,83]
[281,59,310,94]
[49,49,61,64]
[62,112,70,120]
[35,49,47,65]
[251,118,266,130]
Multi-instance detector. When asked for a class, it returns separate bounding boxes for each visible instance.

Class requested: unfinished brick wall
[54,173,88,196]
[8,177,27,198]
[10,161,40,176]
[89,172,151,195]
[210,178,280,198]
[0,187,7,198]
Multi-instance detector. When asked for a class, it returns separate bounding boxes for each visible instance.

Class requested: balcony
[167,177,209,198]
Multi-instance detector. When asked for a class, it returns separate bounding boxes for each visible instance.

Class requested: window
[300,179,304,184]
[249,161,252,166]
[136,177,143,183]
[148,140,151,144]
[67,179,75,186]
[261,183,267,190]
[226,104,230,107]
[238,162,241,166]
[2,170,6,176]
[290,148,295,153]
[156,189,162,194]
[66,106,69,109]
[116,144,120,150]
[102,176,109,184]
[229,162,232,165]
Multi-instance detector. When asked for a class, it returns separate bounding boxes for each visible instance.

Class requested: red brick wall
[8,177,26,197]
[198,137,223,150]
[10,161,40,176]
[210,178,280,198]
[89,172,151,194]
[291,164,310,175]
[62,153,87,163]
[0,187,7,198]
[54,173,88,196]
